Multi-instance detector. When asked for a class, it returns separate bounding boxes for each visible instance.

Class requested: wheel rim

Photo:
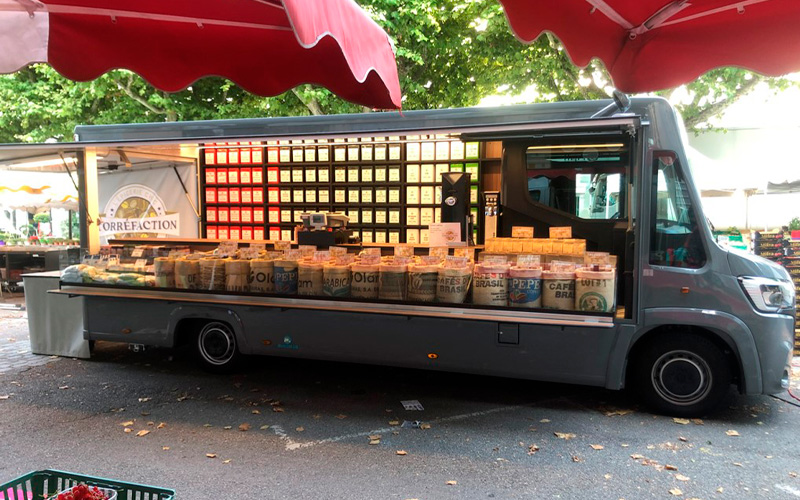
[198,322,236,366]
[651,350,712,406]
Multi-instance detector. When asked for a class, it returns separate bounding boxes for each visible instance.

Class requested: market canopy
[498,0,800,93]
[0,0,402,109]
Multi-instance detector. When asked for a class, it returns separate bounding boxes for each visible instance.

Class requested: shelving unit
[752,230,800,355]
[199,135,487,245]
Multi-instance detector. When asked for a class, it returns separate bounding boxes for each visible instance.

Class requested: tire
[195,321,241,373]
[631,333,732,417]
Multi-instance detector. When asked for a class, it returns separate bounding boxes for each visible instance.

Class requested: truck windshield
[526,141,628,220]
[650,153,707,268]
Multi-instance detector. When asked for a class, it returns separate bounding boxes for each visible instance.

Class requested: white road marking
[776,484,800,497]
[272,405,523,451]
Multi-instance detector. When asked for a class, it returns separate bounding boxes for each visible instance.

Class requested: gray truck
[52,95,795,416]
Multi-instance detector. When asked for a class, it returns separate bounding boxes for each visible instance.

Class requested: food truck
[9,96,794,416]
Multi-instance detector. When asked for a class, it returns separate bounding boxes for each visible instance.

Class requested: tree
[0,0,795,142]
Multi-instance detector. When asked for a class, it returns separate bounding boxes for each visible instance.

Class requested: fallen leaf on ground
[678,436,688,442]
[726,430,740,437]
[206,453,217,458]
[691,418,704,425]
[590,444,604,450]
[554,432,576,440]
[528,444,540,455]
[273,407,284,413]
[446,481,457,486]
[604,474,612,480]
[389,420,400,426]
[396,450,408,456]
[673,418,690,425]
[136,430,150,437]
[121,421,134,427]
[138,397,150,402]
[669,488,682,496]
[335,414,347,419]
[420,423,431,430]
[0,395,9,400]
[123,428,133,434]
[239,423,250,432]
[140,412,150,416]
[157,422,166,429]
[369,434,382,440]
[665,464,678,471]
[203,424,212,428]
[252,410,261,414]
[572,455,584,462]
[630,454,644,460]
[603,409,633,417]
[675,474,690,481]
[223,459,231,464]
[59,386,69,390]
[540,419,550,423]
[790,472,798,478]
[717,487,724,493]
[162,446,170,451]
[369,439,380,445]
[147,421,155,426]
[733,462,743,467]
[296,427,304,432]
[260,425,270,430]
[620,443,629,447]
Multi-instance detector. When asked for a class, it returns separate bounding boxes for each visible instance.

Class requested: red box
[268,207,280,223]
[252,188,264,203]
[267,187,280,204]
[218,226,230,240]
[242,227,253,240]
[216,169,228,185]
[230,226,241,241]
[218,207,230,223]
[228,168,240,184]
[252,167,263,184]
[216,148,228,165]
[217,188,229,204]
[204,149,216,165]
[229,188,241,204]
[253,207,264,223]
[205,168,216,184]
[267,147,280,164]
[240,167,252,184]
[252,147,263,164]
[254,227,265,240]
[240,147,252,165]
[267,167,279,184]
[205,187,217,204]
[241,188,253,204]
[206,225,218,239]
[269,227,281,241]
[228,147,240,165]
[230,207,241,223]
[206,207,217,223]
[241,208,253,223]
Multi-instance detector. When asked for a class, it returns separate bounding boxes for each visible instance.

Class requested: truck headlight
[738,277,795,313]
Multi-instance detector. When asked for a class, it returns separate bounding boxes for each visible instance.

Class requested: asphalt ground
[1,314,800,499]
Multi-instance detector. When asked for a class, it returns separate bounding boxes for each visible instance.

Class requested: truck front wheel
[631,333,732,417]
[195,321,241,373]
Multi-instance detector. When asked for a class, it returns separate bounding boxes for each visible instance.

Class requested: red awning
[0,0,401,109]
[498,0,800,93]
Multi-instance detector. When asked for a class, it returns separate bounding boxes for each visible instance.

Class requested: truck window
[650,153,706,268]
[526,141,627,220]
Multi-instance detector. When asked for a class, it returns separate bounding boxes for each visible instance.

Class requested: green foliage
[0,0,795,142]
[789,217,800,231]
[33,213,51,224]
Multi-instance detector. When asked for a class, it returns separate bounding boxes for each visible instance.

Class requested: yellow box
[541,240,553,254]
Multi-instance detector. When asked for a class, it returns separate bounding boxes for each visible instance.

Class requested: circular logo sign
[578,292,608,312]
[101,184,170,239]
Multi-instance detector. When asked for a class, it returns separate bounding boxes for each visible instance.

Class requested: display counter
[63,237,620,317]
[22,270,89,359]
[1,246,80,287]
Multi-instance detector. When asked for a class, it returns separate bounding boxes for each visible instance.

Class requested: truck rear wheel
[631,333,732,417]
[195,321,241,373]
